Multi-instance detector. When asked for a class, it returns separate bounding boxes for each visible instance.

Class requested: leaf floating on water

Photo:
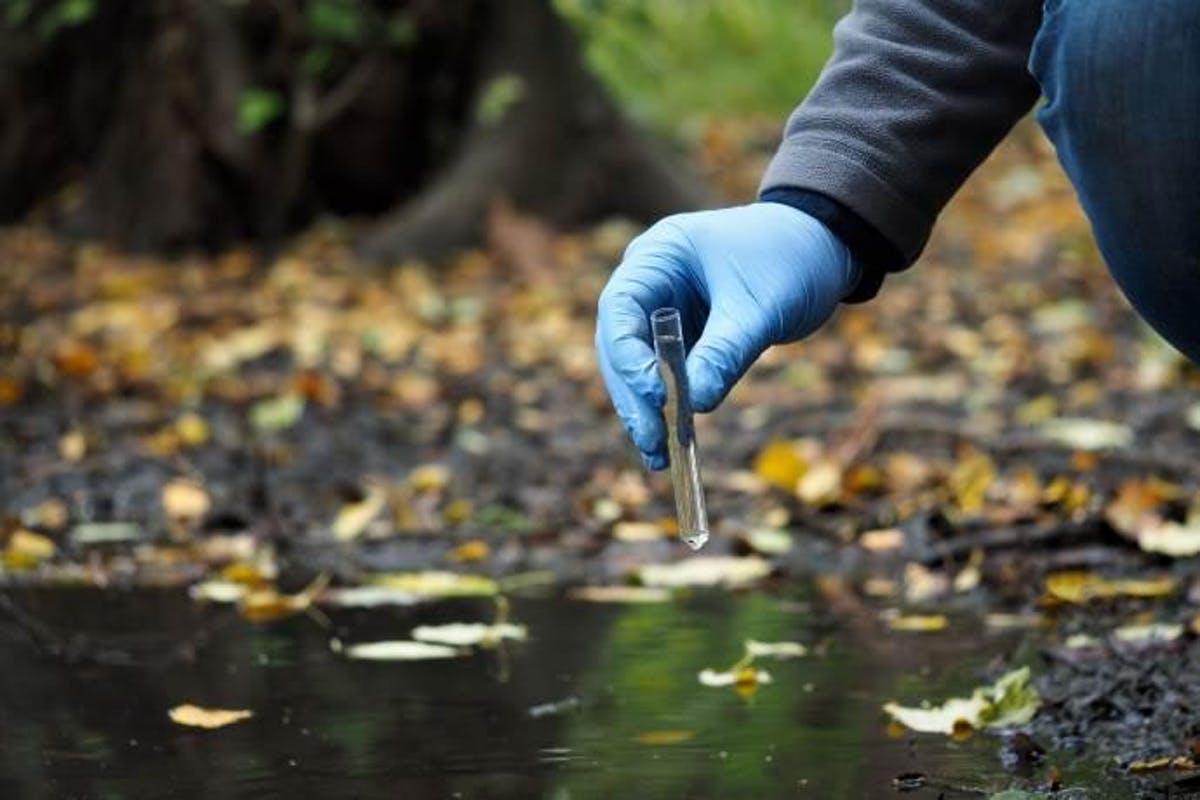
[745,640,807,659]
[528,697,581,718]
[886,613,949,633]
[1038,417,1133,451]
[318,586,421,608]
[369,571,497,598]
[249,393,305,433]
[638,556,771,589]
[883,667,1040,736]
[331,639,463,661]
[331,483,386,541]
[698,666,772,689]
[567,585,671,604]
[238,574,328,622]
[169,704,253,730]
[411,622,527,648]
[636,730,695,746]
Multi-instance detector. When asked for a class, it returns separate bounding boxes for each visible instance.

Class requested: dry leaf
[4,529,56,570]
[567,585,671,604]
[1111,622,1183,645]
[1039,417,1133,451]
[411,622,527,647]
[745,640,807,659]
[796,459,842,506]
[886,613,949,633]
[752,439,807,491]
[698,667,772,689]
[883,667,1040,735]
[1044,571,1176,604]
[370,571,497,598]
[743,528,792,555]
[613,521,668,542]
[859,528,904,552]
[162,479,210,522]
[1137,519,1200,558]
[319,586,421,608]
[448,539,490,563]
[169,704,253,729]
[638,556,771,589]
[249,393,305,433]
[189,580,248,604]
[332,483,386,541]
[635,730,695,746]
[331,639,463,661]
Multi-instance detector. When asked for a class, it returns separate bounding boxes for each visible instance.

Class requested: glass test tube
[651,308,709,550]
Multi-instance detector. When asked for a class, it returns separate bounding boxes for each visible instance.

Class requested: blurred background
[1,2,1195,798]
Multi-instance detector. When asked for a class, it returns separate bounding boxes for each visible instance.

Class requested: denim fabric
[1031,0,1200,360]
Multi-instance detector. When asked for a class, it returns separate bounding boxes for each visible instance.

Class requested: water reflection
[0,586,1124,798]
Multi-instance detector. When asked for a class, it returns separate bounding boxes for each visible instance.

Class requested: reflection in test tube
[651,308,709,550]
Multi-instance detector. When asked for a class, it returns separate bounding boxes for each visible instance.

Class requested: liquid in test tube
[651,308,709,550]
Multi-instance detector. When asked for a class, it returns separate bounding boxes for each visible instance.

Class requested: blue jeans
[1030,0,1200,360]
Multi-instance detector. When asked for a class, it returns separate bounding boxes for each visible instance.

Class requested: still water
[0,585,1131,799]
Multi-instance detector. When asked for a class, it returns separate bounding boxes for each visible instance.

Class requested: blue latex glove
[595,202,860,469]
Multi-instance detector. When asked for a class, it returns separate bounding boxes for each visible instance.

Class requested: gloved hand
[595,202,860,469]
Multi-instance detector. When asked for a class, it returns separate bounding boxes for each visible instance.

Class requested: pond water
[0,585,1136,799]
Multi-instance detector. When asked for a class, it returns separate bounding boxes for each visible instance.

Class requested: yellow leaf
[409,464,450,493]
[1045,571,1176,604]
[168,704,253,729]
[58,429,87,462]
[4,529,56,570]
[332,484,386,541]
[448,539,490,563]
[886,614,949,633]
[752,439,807,491]
[238,574,328,623]
[369,571,497,598]
[949,449,995,514]
[635,730,695,746]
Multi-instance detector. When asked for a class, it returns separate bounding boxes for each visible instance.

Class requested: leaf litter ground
[4,122,1200,794]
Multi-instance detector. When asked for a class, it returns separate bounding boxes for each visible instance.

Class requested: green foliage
[556,0,844,131]
[237,88,285,134]
[5,0,95,38]
[305,0,363,43]
[475,74,527,126]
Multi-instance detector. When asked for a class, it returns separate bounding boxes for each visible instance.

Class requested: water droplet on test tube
[651,308,709,550]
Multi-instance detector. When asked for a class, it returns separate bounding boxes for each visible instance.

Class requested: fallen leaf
[168,705,253,729]
[70,522,145,545]
[638,556,771,589]
[745,640,807,659]
[3,529,56,570]
[796,459,842,506]
[1039,417,1132,451]
[409,464,450,493]
[331,483,386,541]
[249,393,305,433]
[1138,519,1200,557]
[636,730,695,746]
[411,622,527,647]
[859,528,904,552]
[1112,622,1183,645]
[883,667,1040,735]
[370,571,497,598]
[58,429,87,462]
[188,580,248,604]
[743,527,793,555]
[331,639,463,661]
[162,479,210,522]
[1044,571,1176,603]
[319,586,421,608]
[448,539,490,563]
[238,574,328,622]
[1106,478,1182,536]
[613,520,668,542]
[752,439,807,491]
[698,666,772,688]
[528,697,581,718]
[886,613,949,633]
[567,585,671,603]
[1128,756,1198,773]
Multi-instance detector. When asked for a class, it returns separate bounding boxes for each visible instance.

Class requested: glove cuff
[759,187,905,303]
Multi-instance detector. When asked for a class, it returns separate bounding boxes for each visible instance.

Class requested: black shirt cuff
[759,187,906,303]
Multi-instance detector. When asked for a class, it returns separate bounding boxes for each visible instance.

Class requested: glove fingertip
[685,357,726,413]
[641,451,668,471]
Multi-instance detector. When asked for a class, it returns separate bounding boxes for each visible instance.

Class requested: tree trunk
[0,0,709,256]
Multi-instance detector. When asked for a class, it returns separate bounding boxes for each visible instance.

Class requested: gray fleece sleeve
[760,0,1043,266]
